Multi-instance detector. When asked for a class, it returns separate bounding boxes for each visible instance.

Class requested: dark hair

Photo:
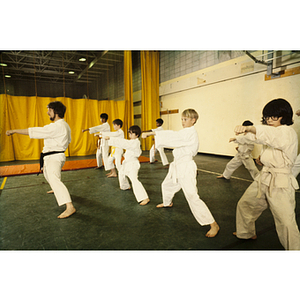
[156,118,164,126]
[47,101,66,118]
[261,98,293,125]
[242,120,253,126]
[100,113,108,121]
[113,119,123,128]
[128,125,141,137]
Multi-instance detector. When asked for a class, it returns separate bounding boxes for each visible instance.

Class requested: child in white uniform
[105,125,150,206]
[142,109,219,237]
[233,98,300,250]
[292,109,300,178]
[82,113,110,168]
[98,119,124,178]
[6,101,76,219]
[217,120,259,180]
[144,118,169,166]
[293,155,300,178]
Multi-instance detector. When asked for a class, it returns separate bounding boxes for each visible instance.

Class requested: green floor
[0,151,299,250]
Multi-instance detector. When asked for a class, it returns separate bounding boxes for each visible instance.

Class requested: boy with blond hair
[142,109,219,237]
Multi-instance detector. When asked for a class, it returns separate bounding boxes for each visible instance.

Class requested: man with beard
[6,101,76,219]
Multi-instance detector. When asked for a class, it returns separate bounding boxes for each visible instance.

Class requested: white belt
[257,166,291,198]
[170,155,193,183]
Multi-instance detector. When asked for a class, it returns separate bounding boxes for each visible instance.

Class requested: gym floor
[0,150,299,251]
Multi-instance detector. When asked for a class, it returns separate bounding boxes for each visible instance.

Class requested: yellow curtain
[141,51,160,150]
[0,94,125,162]
[0,94,15,161]
[123,50,134,139]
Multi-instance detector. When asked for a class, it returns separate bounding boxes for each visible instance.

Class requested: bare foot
[139,198,150,206]
[47,190,54,194]
[106,171,112,176]
[217,175,227,179]
[156,202,173,208]
[233,232,257,239]
[206,222,219,237]
[107,174,117,178]
[95,166,103,169]
[57,203,76,219]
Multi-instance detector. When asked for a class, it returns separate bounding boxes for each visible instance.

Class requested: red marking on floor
[0,156,150,177]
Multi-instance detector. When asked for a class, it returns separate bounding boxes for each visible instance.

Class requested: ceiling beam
[77,51,108,80]
[1,51,86,66]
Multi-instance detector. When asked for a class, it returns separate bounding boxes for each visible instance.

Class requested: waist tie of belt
[238,153,250,159]
[256,166,291,198]
[171,155,193,183]
[38,151,65,175]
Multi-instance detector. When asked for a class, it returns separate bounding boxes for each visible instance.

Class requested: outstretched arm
[234,125,256,135]
[6,129,29,136]
[141,132,156,139]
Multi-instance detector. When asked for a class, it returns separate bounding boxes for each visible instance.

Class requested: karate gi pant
[104,148,122,172]
[118,160,148,203]
[96,143,109,168]
[223,155,259,180]
[292,154,300,178]
[149,145,169,165]
[161,161,215,226]
[236,181,300,250]
[43,153,72,206]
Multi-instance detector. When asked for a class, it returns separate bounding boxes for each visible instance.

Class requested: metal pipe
[245,51,268,65]
[267,51,273,76]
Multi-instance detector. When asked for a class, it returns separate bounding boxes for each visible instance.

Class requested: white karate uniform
[89,122,110,167]
[102,129,124,171]
[149,126,169,165]
[108,137,148,203]
[28,119,72,206]
[222,135,259,180]
[155,126,215,226]
[292,154,300,178]
[235,125,300,250]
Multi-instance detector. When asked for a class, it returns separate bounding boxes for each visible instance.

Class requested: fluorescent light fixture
[0,63,7,67]
[79,58,86,62]
[68,71,75,74]
[5,75,11,78]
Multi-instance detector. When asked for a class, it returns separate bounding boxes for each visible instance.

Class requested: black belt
[38,151,64,175]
